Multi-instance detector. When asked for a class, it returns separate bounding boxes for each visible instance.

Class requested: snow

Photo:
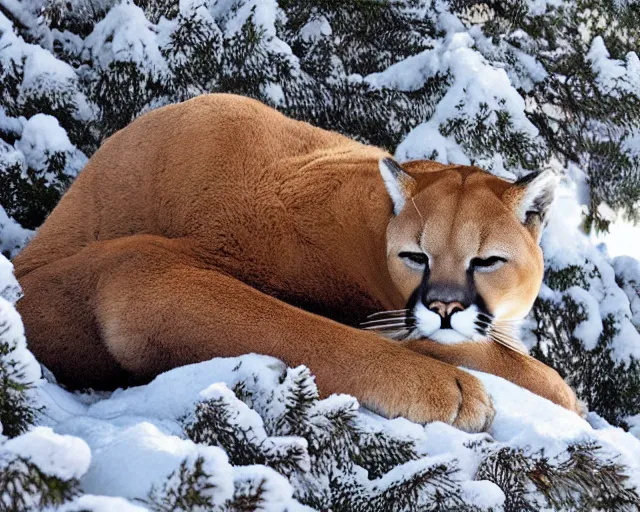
[395,120,471,165]
[628,414,640,439]
[460,479,505,509]
[0,206,32,260]
[213,0,279,39]
[365,46,441,92]
[21,45,78,97]
[15,114,87,181]
[26,352,638,508]
[261,82,285,106]
[299,16,332,43]
[525,180,640,361]
[157,0,223,69]
[209,0,295,65]
[2,426,91,480]
[592,218,640,260]
[0,292,41,387]
[566,286,604,350]
[372,10,539,170]
[0,252,23,304]
[0,13,27,72]
[57,418,235,502]
[0,12,93,123]
[43,366,307,509]
[85,0,170,80]
[48,495,149,512]
[522,0,564,16]
[76,356,286,423]
[231,464,297,510]
[587,36,640,97]
[613,256,640,328]
[0,107,22,136]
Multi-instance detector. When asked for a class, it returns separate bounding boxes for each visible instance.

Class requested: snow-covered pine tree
[181,368,451,509]
[0,256,38,439]
[529,252,640,427]
[0,254,77,511]
[276,0,443,149]
[448,0,640,231]
[3,0,640,226]
[1,424,145,512]
[475,440,640,512]
[0,444,81,511]
[180,366,471,509]
[0,256,74,510]
[0,7,89,232]
[153,361,640,510]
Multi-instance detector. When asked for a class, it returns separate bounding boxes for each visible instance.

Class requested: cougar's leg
[19,234,494,431]
[16,242,136,389]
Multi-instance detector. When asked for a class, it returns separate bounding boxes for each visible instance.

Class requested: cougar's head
[375,158,557,346]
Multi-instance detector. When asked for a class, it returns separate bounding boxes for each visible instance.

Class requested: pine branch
[0,334,37,439]
[476,442,640,512]
[0,453,81,511]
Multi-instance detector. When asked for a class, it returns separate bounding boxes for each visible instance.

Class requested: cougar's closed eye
[399,251,429,270]
[470,256,507,273]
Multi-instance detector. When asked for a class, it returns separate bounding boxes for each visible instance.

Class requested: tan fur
[13,94,579,432]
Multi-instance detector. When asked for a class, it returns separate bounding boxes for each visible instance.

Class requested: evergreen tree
[0,452,81,511]
[146,456,228,512]
[449,0,640,231]
[0,255,128,512]
[530,263,640,426]
[0,10,90,230]
[181,368,473,510]
[144,361,640,510]
[475,441,640,511]
[0,257,38,438]
[0,322,37,440]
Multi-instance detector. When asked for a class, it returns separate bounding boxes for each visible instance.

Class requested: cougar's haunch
[13,94,580,431]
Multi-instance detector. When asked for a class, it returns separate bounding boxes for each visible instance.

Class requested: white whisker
[488,331,528,354]
[474,317,527,354]
[365,309,410,319]
[360,319,415,329]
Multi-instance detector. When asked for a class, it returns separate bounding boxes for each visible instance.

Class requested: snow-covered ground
[28,352,640,509]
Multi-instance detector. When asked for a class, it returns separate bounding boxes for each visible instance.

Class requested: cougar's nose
[427,301,465,319]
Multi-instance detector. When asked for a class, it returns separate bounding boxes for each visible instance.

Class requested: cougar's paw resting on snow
[353,346,495,432]
[14,93,569,430]
[447,370,496,432]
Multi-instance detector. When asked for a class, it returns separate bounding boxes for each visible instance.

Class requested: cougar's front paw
[362,354,495,433]
[446,369,495,432]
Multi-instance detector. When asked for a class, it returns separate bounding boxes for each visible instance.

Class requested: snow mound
[0,281,41,389]
[85,0,170,81]
[2,426,91,480]
[0,205,33,260]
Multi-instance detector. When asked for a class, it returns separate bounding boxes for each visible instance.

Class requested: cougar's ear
[379,158,417,215]
[504,170,559,242]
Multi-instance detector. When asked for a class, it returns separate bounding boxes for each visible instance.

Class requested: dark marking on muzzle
[404,264,493,329]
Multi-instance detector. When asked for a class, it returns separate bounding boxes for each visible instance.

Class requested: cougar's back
[13,94,356,278]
